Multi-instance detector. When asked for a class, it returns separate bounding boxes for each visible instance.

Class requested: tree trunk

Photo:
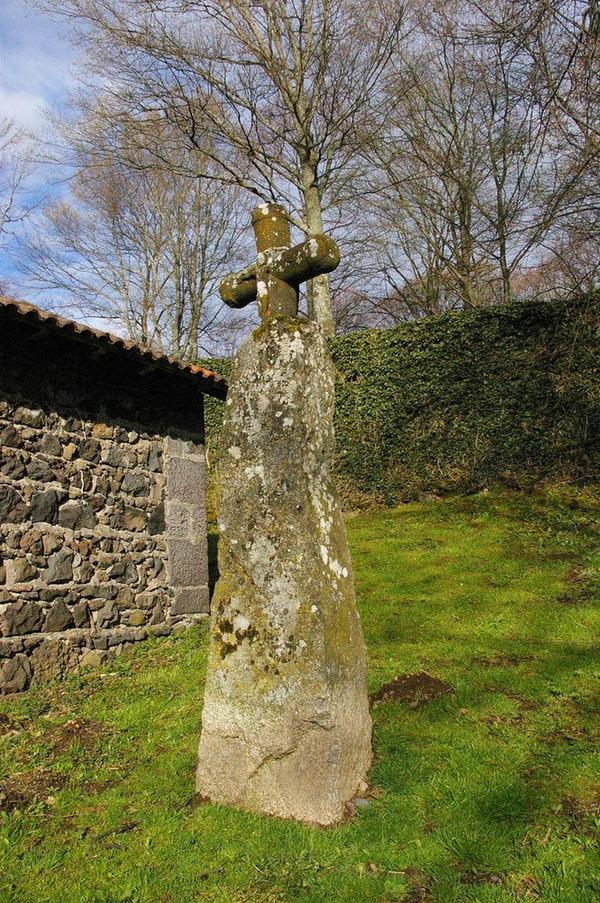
[301,162,335,336]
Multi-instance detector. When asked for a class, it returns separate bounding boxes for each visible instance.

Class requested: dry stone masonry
[0,297,225,693]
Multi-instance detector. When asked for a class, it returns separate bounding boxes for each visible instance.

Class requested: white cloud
[0,87,48,129]
[0,1,77,129]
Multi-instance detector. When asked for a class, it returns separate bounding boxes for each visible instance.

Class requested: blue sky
[0,2,75,130]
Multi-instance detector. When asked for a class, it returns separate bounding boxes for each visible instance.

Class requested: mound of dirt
[0,767,66,813]
[0,713,25,736]
[48,718,106,753]
[371,672,454,709]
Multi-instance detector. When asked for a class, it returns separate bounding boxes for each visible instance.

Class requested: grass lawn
[1,487,599,902]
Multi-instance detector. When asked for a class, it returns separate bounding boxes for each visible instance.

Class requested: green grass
[1,486,599,903]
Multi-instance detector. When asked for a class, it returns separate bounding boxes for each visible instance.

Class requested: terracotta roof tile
[0,296,227,399]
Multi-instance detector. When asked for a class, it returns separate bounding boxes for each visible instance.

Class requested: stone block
[165,436,201,460]
[0,600,44,636]
[147,504,165,535]
[168,537,208,587]
[19,530,43,555]
[72,600,91,628]
[43,599,74,632]
[121,472,149,497]
[107,558,137,584]
[44,550,73,584]
[115,586,135,609]
[91,422,114,439]
[30,639,78,685]
[122,507,147,532]
[42,532,62,555]
[165,501,189,537]
[1,454,26,479]
[171,586,210,616]
[0,486,27,523]
[127,609,147,627]
[26,459,55,482]
[0,425,19,446]
[95,601,119,629]
[38,434,62,457]
[58,500,97,530]
[30,489,59,525]
[5,558,37,585]
[14,407,44,428]
[147,444,162,472]
[80,649,103,668]
[0,654,32,693]
[79,438,101,463]
[165,456,204,503]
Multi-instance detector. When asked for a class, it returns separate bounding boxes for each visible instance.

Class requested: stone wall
[0,305,211,694]
[0,400,208,693]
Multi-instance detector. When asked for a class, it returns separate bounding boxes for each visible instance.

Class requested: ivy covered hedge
[200,293,600,505]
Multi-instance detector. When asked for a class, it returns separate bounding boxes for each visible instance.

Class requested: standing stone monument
[196,204,372,826]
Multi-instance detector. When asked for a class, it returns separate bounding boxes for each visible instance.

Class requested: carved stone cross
[219,203,340,321]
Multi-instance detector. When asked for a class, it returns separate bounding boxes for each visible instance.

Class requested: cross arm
[219,234,340,310]
[272,235,340,286]
[219,263,258,309]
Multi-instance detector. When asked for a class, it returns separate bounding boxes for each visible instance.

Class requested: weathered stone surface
[171,586,209,616]
[79,438,101,462]
[107,558,137,583]
[196,318,371,826]
[95,601,119,629]
[0,424,19,446]
[14,406,44,427]
[20,530,43,555]
[122,507,146,532]
[165,456,203,502]
[42,532,62,555]
[127,609,146,627]
[0,485,27,523]
[0,654,32,693]
[0,600,44,636]
[169,538,208,587]
[121,472,148,496]
[72,599,91,628]
[4,557,37,585]
[44,550,73,584]
[80,649,103,668]
[44,598,74,632]
[38,434,62,456]
[30,639,79,685]
[1,453,26,479]
[58,500,96,530]
[26,459,55,482]
[30,489,59,524]
[147,504,165,535]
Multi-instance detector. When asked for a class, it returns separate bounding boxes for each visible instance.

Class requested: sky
[0,2,75,131]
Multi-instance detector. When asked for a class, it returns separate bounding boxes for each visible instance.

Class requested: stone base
[197,681,371,826]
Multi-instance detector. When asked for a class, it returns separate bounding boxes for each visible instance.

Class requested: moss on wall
[200,293,600,505]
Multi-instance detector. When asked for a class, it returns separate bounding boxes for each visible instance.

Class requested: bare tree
[468,0,600,296]
[41,0,408,334]
[0,118,34,258]
[19,111,246,358]
[361,1,599,318]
